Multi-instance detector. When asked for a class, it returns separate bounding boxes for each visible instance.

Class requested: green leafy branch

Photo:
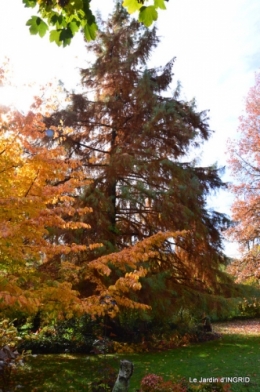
[22,0,168,46]
[23,0,97,47]
[123,0,167,27]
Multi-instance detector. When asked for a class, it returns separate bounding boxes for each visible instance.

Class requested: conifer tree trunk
[107,127,117,247]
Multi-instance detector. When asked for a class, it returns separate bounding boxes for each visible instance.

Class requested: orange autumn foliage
[0,83,171,319]
[0,76,94,316]
[227,71,260,283]
[0,12,237,322]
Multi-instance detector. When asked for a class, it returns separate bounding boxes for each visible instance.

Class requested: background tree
[22,0,168,46]
[42,6,234,319]
[227,71,260,284]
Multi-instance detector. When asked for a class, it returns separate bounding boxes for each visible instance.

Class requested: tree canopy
[22,0,168,47]
[41,6,235,319]
[227,72,260,284]
[0,5,238,323]
[0,109,93,318]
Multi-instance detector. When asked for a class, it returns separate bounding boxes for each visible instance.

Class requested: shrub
[140,374,189,392]
[18,329,94,354]
[0,319,26,392]
[18,315,96,354]
[140,374,231,392]
[238,297,260,318]
[140,374,164,391]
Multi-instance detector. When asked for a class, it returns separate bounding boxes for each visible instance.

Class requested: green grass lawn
[9,320,260,392]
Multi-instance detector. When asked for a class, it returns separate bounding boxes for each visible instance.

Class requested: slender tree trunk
[107,127,117,246]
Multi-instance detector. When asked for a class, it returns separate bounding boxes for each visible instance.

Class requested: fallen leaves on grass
[214,319,260,335]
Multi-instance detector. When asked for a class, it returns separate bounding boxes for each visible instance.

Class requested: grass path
[9,319,260,392]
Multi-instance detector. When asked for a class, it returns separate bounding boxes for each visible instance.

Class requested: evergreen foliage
[42,5,235,316]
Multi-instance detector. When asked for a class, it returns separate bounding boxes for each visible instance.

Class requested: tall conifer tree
[47,5,225,252]
[44,5,234,314]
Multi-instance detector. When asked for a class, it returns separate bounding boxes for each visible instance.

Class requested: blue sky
[0,0,260,257]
